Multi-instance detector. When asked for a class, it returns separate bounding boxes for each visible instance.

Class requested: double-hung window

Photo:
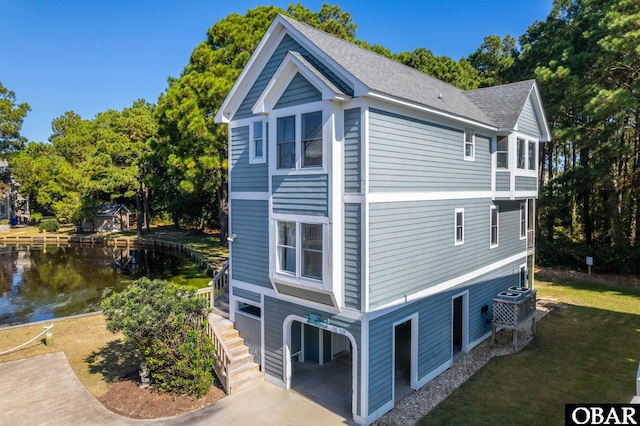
[276,110,323,169]
[497,136,508,168]
[490,205,499,248]
[528,141,536,170]
[277,116,296,168]
[302,111,322,167]
[517,138,526,169]
[464,129,475,160]
[454,208,464,246]
[276,221,323,281]
[250,121,266,163]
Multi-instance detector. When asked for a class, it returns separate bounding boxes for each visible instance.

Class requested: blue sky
[1,1,553,144]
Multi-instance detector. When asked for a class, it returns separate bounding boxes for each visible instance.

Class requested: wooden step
[230,370,264,394]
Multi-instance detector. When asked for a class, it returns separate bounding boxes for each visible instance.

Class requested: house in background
[215,14,549,425]
[80,204,130,233]
[0,160,29,225]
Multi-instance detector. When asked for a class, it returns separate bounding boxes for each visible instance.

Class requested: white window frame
[490,205,499,248]
[496,136,509,169]
[528,140,536,170]
[273,218,327,288]
[454,208,464,246]
[272,104,327,174]
[463,129,475,161]
[519,202,527,240]
[516,138,526,169]
[249,120,266,164]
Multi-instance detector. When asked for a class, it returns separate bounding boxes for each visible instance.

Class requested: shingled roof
[464,80,536,129]
[281,15,495,126]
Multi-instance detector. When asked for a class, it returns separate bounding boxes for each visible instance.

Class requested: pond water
[0,245,210,327]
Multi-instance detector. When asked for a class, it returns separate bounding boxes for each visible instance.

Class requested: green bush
[38,219,59,233]
[101,278,215,397]
[29,212,43,224]
[0,219,9,225]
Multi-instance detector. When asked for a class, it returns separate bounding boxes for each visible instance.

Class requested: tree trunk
[143,186,151,233]
[580,147,593,245]
[135,185,143,237]
[217,177,228,246]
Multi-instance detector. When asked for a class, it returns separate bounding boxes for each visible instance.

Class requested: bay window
[276,220,323,281]
[517,138,526,169]
[497,136,508,168]
[528,141,536,170]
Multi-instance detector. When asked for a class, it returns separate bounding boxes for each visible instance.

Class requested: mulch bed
[98,380,226,419]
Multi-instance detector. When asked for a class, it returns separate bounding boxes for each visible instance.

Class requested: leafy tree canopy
[0,81,30,156]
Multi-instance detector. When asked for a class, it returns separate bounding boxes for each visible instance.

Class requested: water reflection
[0,245,206,327]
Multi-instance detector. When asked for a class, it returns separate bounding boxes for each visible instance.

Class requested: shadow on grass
[85,338,140,383]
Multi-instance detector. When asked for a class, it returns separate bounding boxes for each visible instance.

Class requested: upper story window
[276,110,323,170]
[490,205,499,248]
[302,111,322,167]
[464,129,475,160]
[250,121,266,164]
[517,138,526,169]
[497,136,508,169]
[454,208,464,246]
[276,220,323,281]
[277,116,296,168]
[528,141,536,170]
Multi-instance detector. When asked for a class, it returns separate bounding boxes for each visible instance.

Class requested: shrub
[29,212,43,224]
[101,278,215,397]
[0,219,9,225]
[38,219,59,233]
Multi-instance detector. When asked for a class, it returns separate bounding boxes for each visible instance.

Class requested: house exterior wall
[366,259,524,416]
[344,107,362,193]
[368,109,491,192]
[274,72,322,109]
[515,176,537,191]
[272,174,328,217]
[344,202,362,310]
[230,126,269,192]
[496,172,510,191]
[234,34,350,121]
[368,199,525,309]
[229,199,271,288]
[517,96,541,139]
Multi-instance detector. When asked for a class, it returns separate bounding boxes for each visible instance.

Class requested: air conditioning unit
[496,291,526,302]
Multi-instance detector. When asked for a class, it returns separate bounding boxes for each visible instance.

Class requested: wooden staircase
[208,312,264,394]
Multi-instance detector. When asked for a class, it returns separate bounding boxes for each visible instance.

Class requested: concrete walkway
[0,352,352,426]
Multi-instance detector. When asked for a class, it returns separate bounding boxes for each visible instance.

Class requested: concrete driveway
[0,352,352,426]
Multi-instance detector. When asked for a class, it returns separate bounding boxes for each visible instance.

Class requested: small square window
[497,137,508,169]
[464,129,474,160]
[490,205,499,248]
[454,208,464,246]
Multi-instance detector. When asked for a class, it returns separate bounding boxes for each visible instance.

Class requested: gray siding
[496,172,510,191]
[272,174,328,216]
[369,199,526,308]
[367,260,524,415]
[515,176,537,191]
[230,199,270,288]
[274,72,321,109]
[233,287,262,303]
[517,96,541,139]
[344,203,361,309]
[235,313,261,365]
[230,126,269,192]
[263,296,362,415]
[234,34,351,120]
[368,109,491,192]
[344,108,361,193]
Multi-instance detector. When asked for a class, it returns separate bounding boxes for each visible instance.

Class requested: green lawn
[419,277,640,426]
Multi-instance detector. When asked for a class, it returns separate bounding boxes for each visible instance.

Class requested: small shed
[81,204,131,233]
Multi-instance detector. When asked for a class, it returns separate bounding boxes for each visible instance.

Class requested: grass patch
[0,315,137,396]
[419,277,640,426]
